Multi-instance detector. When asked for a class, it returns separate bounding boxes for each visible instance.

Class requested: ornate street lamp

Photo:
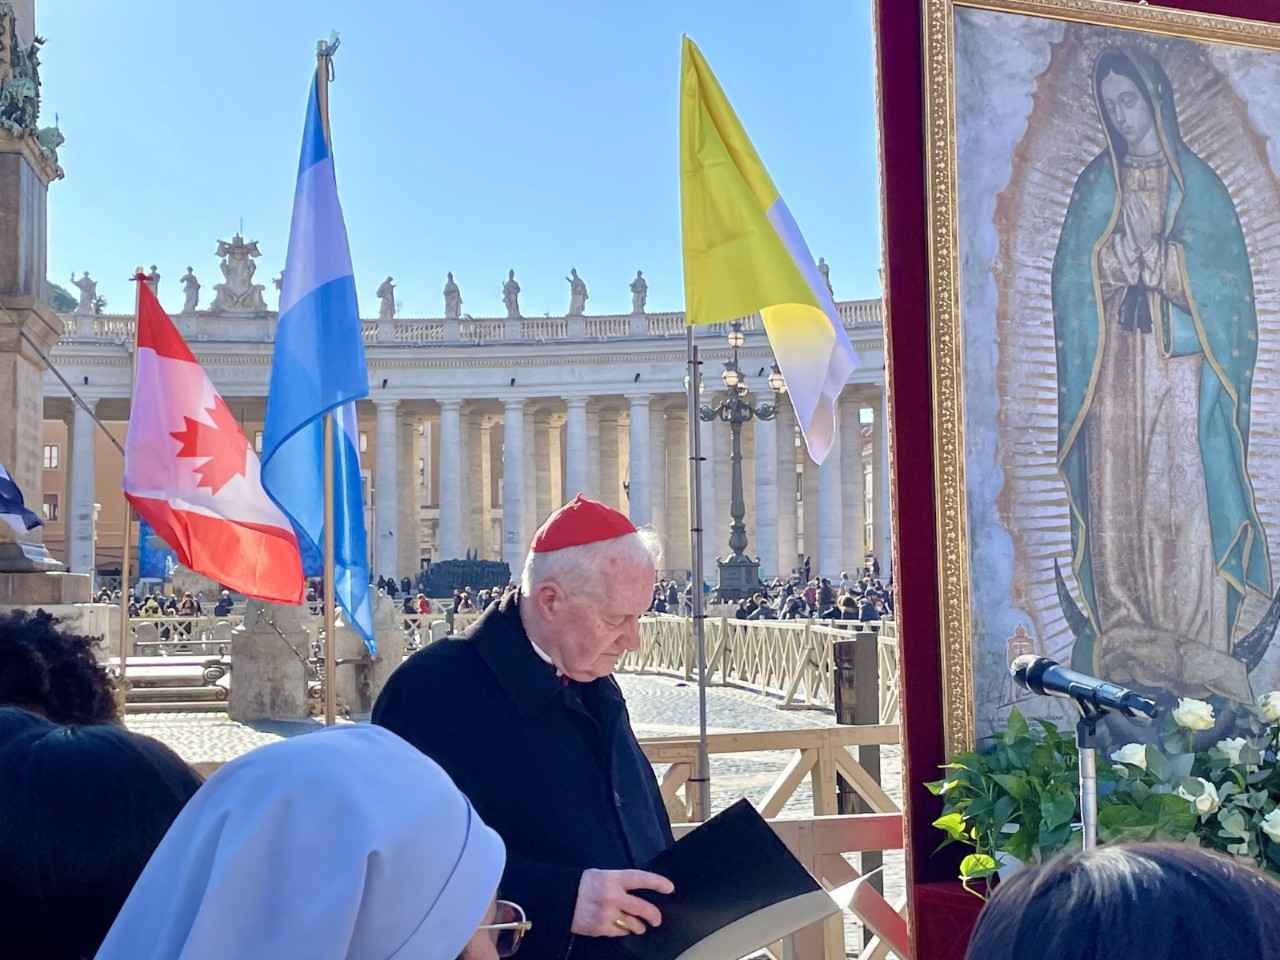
[699,320,786,601]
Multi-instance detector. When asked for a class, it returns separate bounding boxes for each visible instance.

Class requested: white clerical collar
[529,637,555,666]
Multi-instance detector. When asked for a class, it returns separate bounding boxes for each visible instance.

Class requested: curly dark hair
[0,609,118,724]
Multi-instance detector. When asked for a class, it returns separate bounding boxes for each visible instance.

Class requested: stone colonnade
[57,385,892,585]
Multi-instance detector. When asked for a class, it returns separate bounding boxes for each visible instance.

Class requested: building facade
[40,252,889,587]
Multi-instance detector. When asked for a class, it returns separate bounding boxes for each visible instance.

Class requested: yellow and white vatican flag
[679,36,856,464]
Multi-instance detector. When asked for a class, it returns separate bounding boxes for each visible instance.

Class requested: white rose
[1263,810,1280,844]
[1109,742,1147,770]
[1216,737,1248,766]
[1259,692,1280,724]
[1172,698,1215,731]
[1177,778,1221,817]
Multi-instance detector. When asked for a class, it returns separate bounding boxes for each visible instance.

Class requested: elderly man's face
[545,555,655,681]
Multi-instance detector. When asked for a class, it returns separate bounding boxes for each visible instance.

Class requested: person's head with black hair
[965,842,1280,960]
[0,707,203,960]
[0,608,118,724]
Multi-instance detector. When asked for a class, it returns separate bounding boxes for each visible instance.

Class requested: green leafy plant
[930,694,1280,897]
[926,707,1083,897]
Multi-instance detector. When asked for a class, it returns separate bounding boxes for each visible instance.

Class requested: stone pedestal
[171,566,220,600]
[0,129,71,590]
[0,570,91,605]
[332,595,405,718]
[229,600,311,722]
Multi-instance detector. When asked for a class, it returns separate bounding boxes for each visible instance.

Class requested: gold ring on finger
[615,916,630,930]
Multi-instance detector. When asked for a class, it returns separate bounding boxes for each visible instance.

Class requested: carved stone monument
[228,599,312,721]
[0,1,86,603]
[71,270,97,315]
[502,269,521,319]
[566,267,588,315]
[144,263,160,298]
[630,270,647,314]
[210,234,267,313]
[817,256,832,295]
[180,266,199,313]
[332,594,405,718]
[443,271,461,320]
[376,275,395,321]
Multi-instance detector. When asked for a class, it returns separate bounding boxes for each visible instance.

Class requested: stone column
[565,397,589,499]
[664,408,690,575]
[649,403,666,543]
[841,394,866,572]
[437,400,462,561]
[599,411,620,510]
[548,413,565,508]
[501,399,526,576]
[802,450,819,578]
[817,406,843,582]
[776,399,799,577]
[524,409,538,546]
[535,413,553,527]
[67,399,97,574]
[471,417,488,560]
[465,414,483,555]
[697,414,717,581]
[479,418,495,560]
[585,405,601,500]
[874,387,893,575]
[753,415,778,580]
[398,417,418,577]
[372,399,399,581]
[626,394,651,527]
[710,414,731,566]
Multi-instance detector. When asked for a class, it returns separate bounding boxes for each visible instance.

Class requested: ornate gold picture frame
[924,0,1280,756]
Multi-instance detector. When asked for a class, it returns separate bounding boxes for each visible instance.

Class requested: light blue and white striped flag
[0,461,42,537]
[261,72,374,651]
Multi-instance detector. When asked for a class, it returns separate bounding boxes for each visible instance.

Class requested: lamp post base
[714,556,761,603]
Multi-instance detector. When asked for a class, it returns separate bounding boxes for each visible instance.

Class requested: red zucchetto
[530,494,637,553]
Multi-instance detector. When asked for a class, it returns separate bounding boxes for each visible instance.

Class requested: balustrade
[622,615,899,722]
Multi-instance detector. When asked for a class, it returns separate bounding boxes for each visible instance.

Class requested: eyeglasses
[475,899,531,957]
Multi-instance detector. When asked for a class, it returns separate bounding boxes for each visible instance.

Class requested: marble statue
[145,264,160,298]
[181,267,200,314]
[0,28,42,134]
[377,276,396,321]
[566,268,588,316]
[443,272,462,320]
[817,257,832,295]
[630,270,647,314]
[71,271,97,315]
[211,234,267,312]
[502,269,521,319]
[35,125,62,170]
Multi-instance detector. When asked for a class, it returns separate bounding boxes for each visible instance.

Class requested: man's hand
[571,868,675,937]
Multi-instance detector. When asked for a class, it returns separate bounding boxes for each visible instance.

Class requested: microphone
[1010,655,1159,718]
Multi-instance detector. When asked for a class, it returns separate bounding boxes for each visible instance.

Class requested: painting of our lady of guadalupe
[948,6,1280,742]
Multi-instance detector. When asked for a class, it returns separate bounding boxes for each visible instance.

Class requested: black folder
[618,798,839,960]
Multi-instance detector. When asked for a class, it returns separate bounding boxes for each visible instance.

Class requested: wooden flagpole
[116,271,143,715]
[317,37,338,727]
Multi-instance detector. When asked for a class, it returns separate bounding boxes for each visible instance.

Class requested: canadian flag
[123,278,304,603]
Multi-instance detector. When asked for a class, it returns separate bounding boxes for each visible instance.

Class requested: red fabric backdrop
[872,2,1280,956]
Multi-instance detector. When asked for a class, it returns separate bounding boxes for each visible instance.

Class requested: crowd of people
[5,503,1280,958]
[646,560,893,622]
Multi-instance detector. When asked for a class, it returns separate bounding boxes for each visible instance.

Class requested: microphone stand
[1073,697,1108,852]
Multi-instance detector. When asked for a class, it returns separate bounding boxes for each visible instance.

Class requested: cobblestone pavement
[125,673,905,952]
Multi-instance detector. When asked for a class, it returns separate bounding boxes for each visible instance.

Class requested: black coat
[372,595,673,960]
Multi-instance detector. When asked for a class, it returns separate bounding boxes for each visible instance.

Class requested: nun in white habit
[95,725,506,960]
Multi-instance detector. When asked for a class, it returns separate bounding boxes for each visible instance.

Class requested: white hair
[521,527,663,598]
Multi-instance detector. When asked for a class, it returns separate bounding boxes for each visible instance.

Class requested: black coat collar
[468,593,626,721]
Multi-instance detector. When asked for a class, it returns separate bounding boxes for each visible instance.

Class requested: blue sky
[40,1,880,319]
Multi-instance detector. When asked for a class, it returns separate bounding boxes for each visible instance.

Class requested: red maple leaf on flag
[170,396,251,495]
